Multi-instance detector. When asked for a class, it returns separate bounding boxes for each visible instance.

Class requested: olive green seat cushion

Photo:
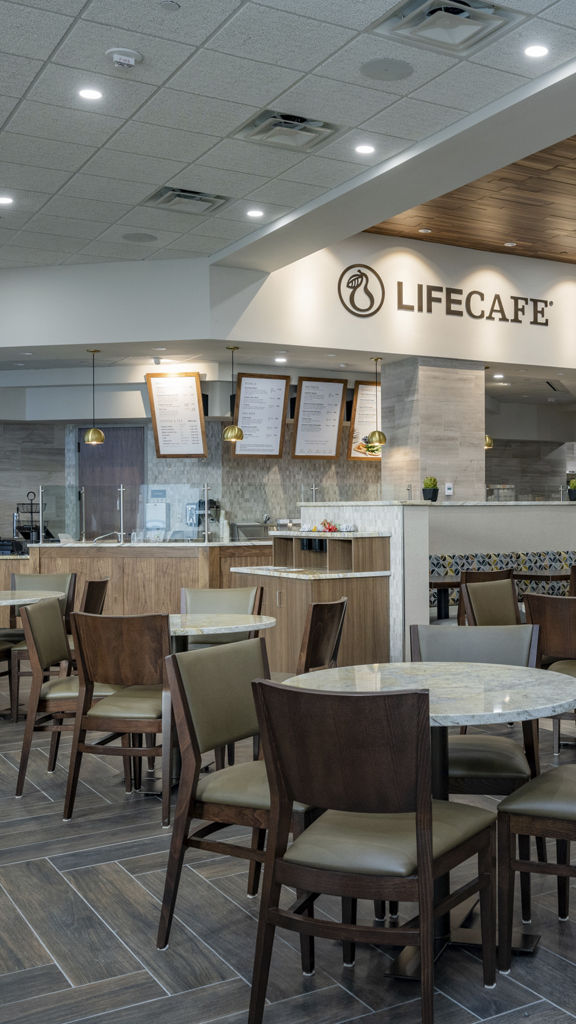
[547,660,576,678]
[283,801,495,876]
[499,765,576,821]
[86,685,163,720]
[448,735,531,780]
[0,641,16,657]
[196,760,307,813]
[40,676,120,700]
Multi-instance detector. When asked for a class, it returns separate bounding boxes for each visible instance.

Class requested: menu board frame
[232,372,290,459]
[347,380,383,462]
[292,376,346,460]
[146,372,207,459]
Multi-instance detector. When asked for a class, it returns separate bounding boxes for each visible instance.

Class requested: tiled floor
[1,682,576,1023]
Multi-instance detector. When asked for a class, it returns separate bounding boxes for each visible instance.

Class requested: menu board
[233,373,290,458]
[293,377,345,459]
[146,372,207,458]
[347,381,383,461]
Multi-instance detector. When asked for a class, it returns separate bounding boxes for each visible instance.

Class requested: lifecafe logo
[337,264,552,326]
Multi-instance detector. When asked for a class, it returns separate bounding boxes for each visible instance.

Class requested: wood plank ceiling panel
[367,136,576,264]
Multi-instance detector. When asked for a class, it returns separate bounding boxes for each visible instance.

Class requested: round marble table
[169,612,276,653]
[0,589,65,606]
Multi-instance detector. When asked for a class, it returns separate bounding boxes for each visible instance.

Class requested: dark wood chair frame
[524,593,576,755]
[156,637,316,959]
[456,568,515,625]
[293,596,348,675]
[462,578,522,627]
[248,681,496,1024]
[64,611,172,827]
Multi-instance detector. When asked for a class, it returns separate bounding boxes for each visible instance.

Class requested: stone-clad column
[380,357,486,501]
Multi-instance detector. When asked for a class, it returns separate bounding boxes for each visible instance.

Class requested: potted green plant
[569,479,576,501]
[422,476,439,502]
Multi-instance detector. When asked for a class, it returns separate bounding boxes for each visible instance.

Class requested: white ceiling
[1,0,576,273]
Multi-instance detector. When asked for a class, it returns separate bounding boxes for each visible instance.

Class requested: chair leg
[420,888,435,1024]
[161,694,172,828]
[518,835,531,923]
[145,733,155,772]
[247,828,266,897]
[9,649,20,722]
[536,836,547,864]
[226,742,235,766]
[553,716,561,756]
[342,897,356,966]
[557,839,570,920]
[63,720,87,820]
[15,693,42,796]
[498,814,515,972]
[479,827,496,987]
[121,734,132,793]
[248,873,282,1024]
[374,900,386,921]
[157,767,195,948]
[47,723,61,772]
[132,734,142,790]
[214,746,225,770]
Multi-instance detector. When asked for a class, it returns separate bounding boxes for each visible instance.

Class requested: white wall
[429,503,576,554]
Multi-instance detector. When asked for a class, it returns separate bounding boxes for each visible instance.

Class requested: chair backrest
[570,565,576,597]
[410,623,538,667]
[10,572,76,631]
[78,578,109,615]
[462,578,522,626]
[180,586,263,644]
[71,612,170,689]
[296,597,348,674]
[524,594,576,662]
[253,680,431,820]
[457,568,514,624]
[21,597,70,673]
[167,636,270,757]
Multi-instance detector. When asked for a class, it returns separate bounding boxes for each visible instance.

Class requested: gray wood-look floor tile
[62,978,251,1024]
[0,971,164,1024]
[0,889,52,973]
[64,861,235,994]
[50,832,172,872]
[503,945,576,1015]
[0,965,69,1008]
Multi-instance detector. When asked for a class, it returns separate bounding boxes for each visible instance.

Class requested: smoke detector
[371,1,523,56]
[236,110,338,150]
[105,47,143,70]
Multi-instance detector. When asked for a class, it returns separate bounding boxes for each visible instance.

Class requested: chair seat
[282,801,496,877]
[548,660,576,678]
[196,760,307,813]
[448,734,531,779]
[499,765,576,820]
[0,640,17,657]
[1,632,25,647]
[86,685,163,720]
[40,676,120,700]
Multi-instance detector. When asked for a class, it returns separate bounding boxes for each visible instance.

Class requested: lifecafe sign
[337,264,552,327]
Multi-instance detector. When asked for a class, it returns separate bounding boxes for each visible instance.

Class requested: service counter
[0,541,273,621]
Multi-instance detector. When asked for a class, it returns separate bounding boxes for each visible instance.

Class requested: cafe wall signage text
[337,264,552,327]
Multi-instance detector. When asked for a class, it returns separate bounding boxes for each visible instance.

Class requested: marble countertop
[282,661,576,726]
[32,540,272,549]
[0,555,29,559]
[270,531,390,539]
[231,565,390,580]
[169,613,276,635]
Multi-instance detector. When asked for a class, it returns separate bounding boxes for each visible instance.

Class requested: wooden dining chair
[248,681,496,1024]
[156,637,315,958]
[6,572,77,721]
[524,593,576,754]
[271,596,348,682]
[67,578,110,668]
[64,611,172,826]
[457,568,515,624]
[462,577,522,626]
[15,598,120,796]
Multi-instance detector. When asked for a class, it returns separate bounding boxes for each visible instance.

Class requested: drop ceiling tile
[0,95,17,124]
[147,249,198,260]
[281,156,362,187]
[542,0,576,28]
[17,1,86,12]
[12,230,84,252]
[169,51,301,106]
[471,18,576,77]
[0,228,17,243]
[495,0,561,11]
[0,248,63,266]
[84,0,242,45]
[410,63,530,113]
[118,207,208,233]
[60,173,154,203]
[107,123,219,163]
[40,194,132,221]
[198,139,304,176]
[0,206,37,228]
[168,165,269,198]
[361,98,463,141]
[28,63,156,117]
[0,54,42,99]
[189,218,254,240]
[94,223,183,247]
[63,253,115,263]
[25,213,109,238]
[0,132,94,171]
[82,148,186,184]
[52,20,195,86]
[272,75,398,126]
[317,129,409,164]
[8,100,123,146]
[253,0,398,30]
[0,160,71,192]
[246,179,324,205]
[0,2,72,59]
[165,234,230,253]
[206,4,355,71]
[79,238,164,259]
[315,36,457,95]
[217,199,292,222]
[135,88,257,137]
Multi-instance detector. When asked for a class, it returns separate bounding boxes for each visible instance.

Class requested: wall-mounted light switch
[444,482,454,496]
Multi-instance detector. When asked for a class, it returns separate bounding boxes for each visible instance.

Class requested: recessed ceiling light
[355,144,375,155]
[0,196,13,205]
[275,356,287,363]
[246,209,264,218]
[493,374,504,379]
[495,382,511,387]
[338,363,348,368]
[78,88,103,100]
[21,352,33,356]
[14,362,25,366]
[504,241,517,248]
[154,347,167,351]
[418,227,432,234]
[524,45,548,58]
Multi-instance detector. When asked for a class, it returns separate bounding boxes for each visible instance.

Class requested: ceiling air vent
[370,1,523,57]
[236,110,338,150]
[143,186,230,215]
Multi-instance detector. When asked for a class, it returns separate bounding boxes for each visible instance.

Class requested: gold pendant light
[484,434,494,449]
[366,356,386,447]
[84,349,105,445]
[223,345,244,442]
